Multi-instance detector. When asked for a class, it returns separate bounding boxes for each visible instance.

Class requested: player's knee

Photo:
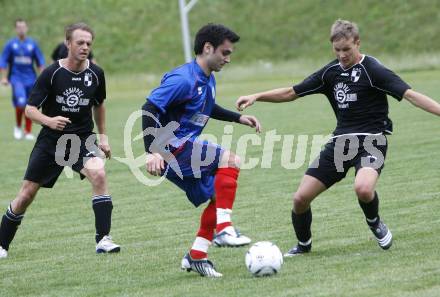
[88,169,107,186]
[293,191,310,211]
[221,151,241,168]
[228,153,241,168]
[354,182,374,200]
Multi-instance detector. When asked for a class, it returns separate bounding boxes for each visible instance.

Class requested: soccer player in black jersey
[0,23,120,259]
[236,19,440,256]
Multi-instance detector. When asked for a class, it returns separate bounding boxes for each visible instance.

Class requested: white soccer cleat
[24,133,35,141]
[0,246,8,259]
[213,227,251,247]
[14,126,23,140]
[96,235,121,253]
[181,253,223,278]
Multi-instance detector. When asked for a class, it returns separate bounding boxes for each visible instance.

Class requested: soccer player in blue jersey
[0,19,45,140]
[237,19,440,257]
[142,23,261,277]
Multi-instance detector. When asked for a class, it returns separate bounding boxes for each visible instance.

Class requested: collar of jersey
[339,54,366,71]
[59,59,90,75]
[192,59,210,80]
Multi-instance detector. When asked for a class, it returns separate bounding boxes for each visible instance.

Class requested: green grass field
[1,66,440,297]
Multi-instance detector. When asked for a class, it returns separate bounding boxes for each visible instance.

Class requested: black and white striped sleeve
[293,66,329,97]
[367,61,410,101]
[28,67,53,108]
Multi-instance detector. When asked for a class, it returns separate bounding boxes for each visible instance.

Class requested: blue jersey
[0,37,45,83]
[147,60,216,146]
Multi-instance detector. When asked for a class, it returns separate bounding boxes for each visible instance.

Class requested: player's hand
[0,77,9,86]
[98,135,111,159]
[46,116,71,131]
[146,153,165,176]
[236,95,257,111]
[239,115,262,133]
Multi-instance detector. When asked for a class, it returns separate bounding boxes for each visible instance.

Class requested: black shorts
[305,134,388,188]
[24,130,99,188]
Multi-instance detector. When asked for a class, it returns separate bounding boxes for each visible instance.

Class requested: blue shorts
[164,139,224,207]
[11,79,34,108]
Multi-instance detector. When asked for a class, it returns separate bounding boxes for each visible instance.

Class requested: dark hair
[194,23,240,55]
[65,22,95,41]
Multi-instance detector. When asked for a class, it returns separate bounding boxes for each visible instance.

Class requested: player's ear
[355,38,360,47]
[203,42,213,55]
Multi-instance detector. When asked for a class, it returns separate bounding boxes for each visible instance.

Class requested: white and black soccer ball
[245,241,283,276]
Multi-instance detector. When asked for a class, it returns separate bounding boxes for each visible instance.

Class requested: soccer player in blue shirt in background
[1,18,45,140]
[142,23,261,277]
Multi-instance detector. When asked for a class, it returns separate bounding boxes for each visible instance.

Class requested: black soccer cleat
[369,220,393,250]
[283,243,311,257]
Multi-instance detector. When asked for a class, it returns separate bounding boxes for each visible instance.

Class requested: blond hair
[330,19,359,42]
[65,22,94,41]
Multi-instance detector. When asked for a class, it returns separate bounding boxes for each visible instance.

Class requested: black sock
[291,208,312,247]
[92,195,113,243]
[358,192,380,227]
[0,205,25,250]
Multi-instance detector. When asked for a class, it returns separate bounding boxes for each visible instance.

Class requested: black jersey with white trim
[28,60,106,135]
[293,55,410,136]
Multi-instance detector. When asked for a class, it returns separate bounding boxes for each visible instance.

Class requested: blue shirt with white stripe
[147,59,216,146]
[0,37,45,83]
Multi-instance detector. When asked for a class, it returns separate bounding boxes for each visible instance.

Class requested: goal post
[178,0,198,63]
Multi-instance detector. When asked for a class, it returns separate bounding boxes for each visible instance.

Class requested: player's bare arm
[238,115,262,133]
[0,68,8,85]
[24,105,71,130]
[403,89,440,116]
[93,103,111,159]
[236,87,298,111]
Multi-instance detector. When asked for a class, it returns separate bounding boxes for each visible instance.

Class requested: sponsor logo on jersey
[13,56,32,65]
[340,72,349,76]
[197,87,203,95]
[84,73,92,87]
[189,113,210,127]
[351,67,362,82]
[27,44,34,51]
[12,43,19,49]
[334,82,358,108]
[58,87,90,112]
[72,77,82,81]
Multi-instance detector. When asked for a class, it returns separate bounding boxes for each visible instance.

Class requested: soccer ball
[245,241,283,276]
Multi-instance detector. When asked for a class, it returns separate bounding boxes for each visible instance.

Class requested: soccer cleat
[96,235,121,253]
[370,220,392,250]
[0,246,8,259]
[14,126,23,140]
[284,243,311,257]
[24,133,35,141]
[213,228,251,247]
[181,253,222,278]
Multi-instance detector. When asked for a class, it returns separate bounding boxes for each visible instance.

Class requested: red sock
[214,167,239,233]
[15,107,24,127]
[24,117,32,134]
[190,201,216,260]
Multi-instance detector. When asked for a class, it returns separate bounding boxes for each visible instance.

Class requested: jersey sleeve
[293,67,327,97]
[33,41,45,67]
[368,60,410,101]
[94,69,106,105]
[0,42,12,69]
[28,67,52,107]
[147,73,192,113]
